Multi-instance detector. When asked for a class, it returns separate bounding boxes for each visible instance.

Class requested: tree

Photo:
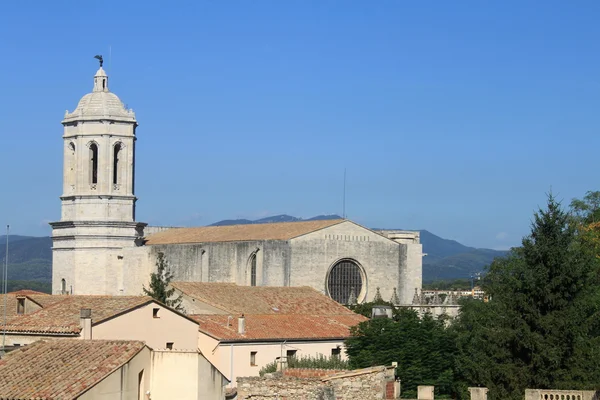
[453,194,600,399]
[570,191,600,224]
[345,308,457,398]
[143,252,184,311]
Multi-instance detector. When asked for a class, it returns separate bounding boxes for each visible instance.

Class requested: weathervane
[94,54,103,68]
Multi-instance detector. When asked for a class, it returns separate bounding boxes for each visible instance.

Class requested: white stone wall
[291,221,411,304]
[146,221,422,305]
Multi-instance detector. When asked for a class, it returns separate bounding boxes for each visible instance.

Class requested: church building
[51,62,423,305]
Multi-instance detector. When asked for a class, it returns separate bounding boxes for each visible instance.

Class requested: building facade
[51,63,423,305]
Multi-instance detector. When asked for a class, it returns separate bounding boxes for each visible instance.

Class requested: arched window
[113,143,121,185]
[61,279,66,294]
[68,142,76,189]
[327,259,364,304]
[89,143,98,184]
[250,254,257,286]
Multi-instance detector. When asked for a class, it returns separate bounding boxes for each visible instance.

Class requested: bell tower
[51,57,146,295]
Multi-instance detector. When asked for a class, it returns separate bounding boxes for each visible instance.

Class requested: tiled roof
[171,282,357,315]
[1,296,153,334]
[0,292,62,319]
[0,339,146,399]
[7,289,49,296]
[191,314,367,341]
[144,219,344,245]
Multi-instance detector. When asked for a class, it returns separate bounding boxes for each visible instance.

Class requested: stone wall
[237,365,398,400]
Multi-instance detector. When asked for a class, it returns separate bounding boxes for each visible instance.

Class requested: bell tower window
[89,143,98,185]
[113,143,121,185]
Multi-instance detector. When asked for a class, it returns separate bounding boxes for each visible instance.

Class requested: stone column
[418,385,434,399]
[468,387,488,400]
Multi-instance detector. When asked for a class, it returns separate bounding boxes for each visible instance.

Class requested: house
[1,295,199,350]
[170,282,368,385]
[0,339,229,400]
[0,339,151,399]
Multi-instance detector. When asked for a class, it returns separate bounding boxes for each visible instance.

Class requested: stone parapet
[237,365,398,399]
[525,389,600,400]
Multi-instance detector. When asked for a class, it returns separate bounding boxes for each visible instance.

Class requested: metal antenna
[342,168,347,219]
[1,225,9,357]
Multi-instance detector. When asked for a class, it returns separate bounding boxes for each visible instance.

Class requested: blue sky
[0,1,599,249]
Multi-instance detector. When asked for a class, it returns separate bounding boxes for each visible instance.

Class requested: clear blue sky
[0,1,599,249]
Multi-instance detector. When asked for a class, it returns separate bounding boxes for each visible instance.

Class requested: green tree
[453,194,600,399]
[570,190,600,224]
[143,252,184,311]
[345,308,457,398]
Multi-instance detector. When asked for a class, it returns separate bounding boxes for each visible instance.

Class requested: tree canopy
[453,194,600,399]
[345,309,457,398]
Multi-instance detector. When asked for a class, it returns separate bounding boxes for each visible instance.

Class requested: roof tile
[145,219,344,245]
[191,314,367,341]
[0,339,146,399]
[1,295,153,334]
[172,282,356,315]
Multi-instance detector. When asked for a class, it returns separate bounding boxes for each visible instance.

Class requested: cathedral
[50,62,423,305]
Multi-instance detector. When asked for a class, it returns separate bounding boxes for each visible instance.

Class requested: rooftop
[144,219,345,245]
[171,282,357,315]
[0,339,146,400]
[191,313,367,342]
[2,295,154,334]
[0,292,63,319]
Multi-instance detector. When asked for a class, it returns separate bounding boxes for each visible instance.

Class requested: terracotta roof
[2,295,153,334]
[171,282,357,315]
[144,219,344,245]
[191,313,367,341]
[0,293,62,319]
[0,339,146,399]
[7,289,49,296]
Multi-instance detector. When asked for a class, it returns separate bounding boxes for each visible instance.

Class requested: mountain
[209,214,342,226]
[3,216,509,286]
[0,236,52,282]
[416,230,508,281]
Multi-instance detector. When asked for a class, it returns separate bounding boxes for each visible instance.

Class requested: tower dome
[62,67,136,122]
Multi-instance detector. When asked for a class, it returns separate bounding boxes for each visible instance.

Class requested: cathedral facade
[51,64,423,305]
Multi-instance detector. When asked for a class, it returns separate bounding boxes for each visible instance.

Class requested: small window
[331,347,341,357]
[153,308,160,318]
[17,298,25,315]
[166,342,173,350]
[61,279,66,295]
[286,349,297,359]
[250,351,257,366]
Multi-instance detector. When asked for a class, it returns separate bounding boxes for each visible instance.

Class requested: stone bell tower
[50,58,146,295]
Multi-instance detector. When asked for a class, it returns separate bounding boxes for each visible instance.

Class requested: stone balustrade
[525,389,600,400]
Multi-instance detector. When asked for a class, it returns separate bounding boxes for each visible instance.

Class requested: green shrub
[287,354,350,370]
[259,360,278,376]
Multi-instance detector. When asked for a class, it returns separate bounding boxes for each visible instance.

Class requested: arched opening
[61,279,66,294]
[102,79,106,90]
[250,254,257,286]
[113,143,121,185]
[68,142,76,189]
[326,259,365,304]
[89,143,98,185]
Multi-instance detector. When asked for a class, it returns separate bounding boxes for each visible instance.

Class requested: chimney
[238,314,246,335]
[80,308,92,340]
